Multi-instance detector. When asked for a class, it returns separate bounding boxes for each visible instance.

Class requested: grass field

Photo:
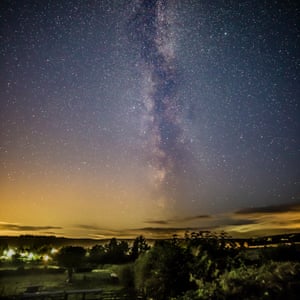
[0,267,122,297]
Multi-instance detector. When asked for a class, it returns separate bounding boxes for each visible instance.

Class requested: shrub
[117,263,135,289]
[218,261,300,299]
[134,240,192,300]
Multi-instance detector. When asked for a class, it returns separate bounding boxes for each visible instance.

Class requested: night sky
[1,0,299,238]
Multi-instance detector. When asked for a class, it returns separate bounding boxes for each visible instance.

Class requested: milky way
[128,0,191,202]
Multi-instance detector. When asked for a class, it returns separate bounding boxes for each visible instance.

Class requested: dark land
[1,232,300,299]
[2,231,300,247]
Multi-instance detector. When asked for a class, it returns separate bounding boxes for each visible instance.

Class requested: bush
[186,231,242,282]
[175,261,300,300]
[117,264,135,289]
[134,240,192,300]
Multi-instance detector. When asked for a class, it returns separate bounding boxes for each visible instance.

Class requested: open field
[0,267,122,298]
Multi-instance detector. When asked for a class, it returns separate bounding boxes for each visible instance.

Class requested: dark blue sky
[0,0,299,238]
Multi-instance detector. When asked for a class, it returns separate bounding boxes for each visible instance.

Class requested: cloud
[0,222,62,232]
[74,225,125,237]
[142,206,300,238]
[145,220,169,225]
[222,203,300,237]
[72,222,220,239]
[75,224,102,231]
[130,225,218,236]
[235,202,300,215]
[41,231,59,235]
[133,227,196,233]
[271,218,300,226]
[180,215,212,222]
[220,219,258,226]
[145,214,211,225]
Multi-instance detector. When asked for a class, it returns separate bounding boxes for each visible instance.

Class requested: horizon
[1,226,300,241]
[1,201,300,240]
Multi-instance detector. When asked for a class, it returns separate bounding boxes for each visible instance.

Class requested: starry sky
[0,0,299,238]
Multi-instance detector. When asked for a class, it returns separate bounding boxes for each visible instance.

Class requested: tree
[135,239,192,300]
[57,246,86,283]
[105,238,129,263]
[185,231,241,281]
[89,244,106,266]
[130,235,150,260]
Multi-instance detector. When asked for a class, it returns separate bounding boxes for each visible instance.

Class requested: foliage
[88,237,150,266]
[134,239,192,300]
[185,231,242,281]
[117,263,135,289]
[176,261,300,300]
[89,244,106,265]
[105,238,129,264]
[56,246,86,282]
[130,235,150,260]
[88,238,130,265]
[2,232,300,299]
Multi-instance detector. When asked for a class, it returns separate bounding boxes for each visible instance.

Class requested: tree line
[55,231,300,299]
[2,231,300,299]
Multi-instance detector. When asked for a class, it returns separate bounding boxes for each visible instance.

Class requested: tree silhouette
[135,239,192,300]
[185,231,241,281]
[105,238,129,263]
[56,246,86,283]
[89,244,106,266]
[130,235,150,260]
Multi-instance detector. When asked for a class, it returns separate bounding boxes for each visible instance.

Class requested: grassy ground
[0,267,122,297]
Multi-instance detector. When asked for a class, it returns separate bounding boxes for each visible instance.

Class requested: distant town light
[43,254,50,262]
[6,249,15,258]
[28,252,34,260]
[50,248,58,254]
[20,252,27,257]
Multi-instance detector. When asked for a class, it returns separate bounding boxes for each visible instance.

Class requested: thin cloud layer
[75,224,103,231]
[221,202,300,237]
[0,222,62,232]
[219,218,258,226]
[235,202,300,215]
[2,203,300,239]
[145,214,211,225]
[144,220,169,225]
[126,225,220,239]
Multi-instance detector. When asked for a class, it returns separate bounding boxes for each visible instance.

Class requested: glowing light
[6,249,15,258]
[43,254,50,262]
[50,248,58,254]
[20,252,27,257]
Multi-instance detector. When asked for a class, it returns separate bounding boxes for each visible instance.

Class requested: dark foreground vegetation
[1,232,300,299]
